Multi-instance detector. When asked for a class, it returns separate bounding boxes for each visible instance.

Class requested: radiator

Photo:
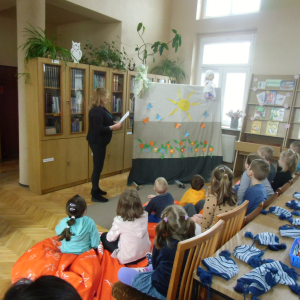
[222,134,236,163]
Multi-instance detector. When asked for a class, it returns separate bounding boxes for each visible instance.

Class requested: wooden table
[193,179,300,300]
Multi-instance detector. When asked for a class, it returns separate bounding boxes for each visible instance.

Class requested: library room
[2,1,300,299]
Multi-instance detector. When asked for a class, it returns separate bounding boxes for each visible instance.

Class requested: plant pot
[230,118,239,129]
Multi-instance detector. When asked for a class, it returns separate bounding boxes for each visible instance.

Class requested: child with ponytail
[199,165,237,230]
[55,195,100,255]
[117,205,195,300]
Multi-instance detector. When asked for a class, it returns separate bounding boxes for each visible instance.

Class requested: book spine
[71,122,75,133]
[75,119,79,132]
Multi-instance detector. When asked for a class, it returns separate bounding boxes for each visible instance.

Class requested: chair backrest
[243,202,263,228]
[167,220,225,300]
[214,200,249,250]
[280,181,291,194]
[263,191,279,209]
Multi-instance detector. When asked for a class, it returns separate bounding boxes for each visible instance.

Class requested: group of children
[49,142,300,299]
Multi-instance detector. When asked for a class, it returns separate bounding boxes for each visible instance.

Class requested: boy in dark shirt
[242,158,270,215]
[258,146,276,184]
[144,177,174,223]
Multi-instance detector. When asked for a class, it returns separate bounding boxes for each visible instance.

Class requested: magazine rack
[233,74,299,177]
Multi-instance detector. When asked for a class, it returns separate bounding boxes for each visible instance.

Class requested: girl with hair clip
[117,205,195,300]
[271,149,299,192]
[198,165,237,231]
[101,188,151,264]
[55,195,100,255]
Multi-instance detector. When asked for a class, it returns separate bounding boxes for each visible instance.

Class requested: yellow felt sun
[167,88,200,121]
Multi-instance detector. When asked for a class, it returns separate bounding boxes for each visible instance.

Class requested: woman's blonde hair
[211,165,237,206]
[90,87,109,108]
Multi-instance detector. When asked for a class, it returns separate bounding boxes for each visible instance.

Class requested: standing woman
[87,88,122,202]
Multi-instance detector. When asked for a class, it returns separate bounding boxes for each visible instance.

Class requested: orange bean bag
[11,235,147,300]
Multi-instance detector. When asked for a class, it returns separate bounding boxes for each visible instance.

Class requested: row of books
[71,69,84,90]
[94,75,105,89]
[71,97,83,113]
[113,75,123,92]
[45,93,61,113]
[251,121,279,136]
[71,119,83,133]
[45,119,61,135]
[254,106,285,121]
[129,96,135,112]
[44,65,60,88]
[112,96,122,113]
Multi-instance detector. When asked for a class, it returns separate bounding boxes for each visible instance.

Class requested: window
[198,34,256,127]
[203,0,261,18]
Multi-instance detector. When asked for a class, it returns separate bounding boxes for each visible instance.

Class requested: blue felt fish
[184,130,190,137]
[204,111,209,118]
[147,103,152,110]
[156,114,163,121]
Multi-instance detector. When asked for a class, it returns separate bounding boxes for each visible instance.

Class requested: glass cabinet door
[44,64,62,136]
[128,74,135,129]
[111,73,124,122]
[70,68,85,134]
[94,70,107,89]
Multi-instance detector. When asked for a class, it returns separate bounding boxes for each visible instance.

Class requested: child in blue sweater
[117,205,195,299]
[56,195,100,255]
[242,159,270,215]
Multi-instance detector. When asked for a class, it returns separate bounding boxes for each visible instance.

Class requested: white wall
[169,0,300,84]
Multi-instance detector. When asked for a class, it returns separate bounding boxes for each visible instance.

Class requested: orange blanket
[11,236,147,300]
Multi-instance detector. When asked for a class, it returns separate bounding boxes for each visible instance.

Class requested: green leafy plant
[19,23,73,64]
[81,41,134,71]
[150,57,186,82]
[135,22,182,64]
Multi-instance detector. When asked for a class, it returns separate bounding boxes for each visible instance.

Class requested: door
[67,137,88,183]
[0,65,19,160]
[41,139,67,190]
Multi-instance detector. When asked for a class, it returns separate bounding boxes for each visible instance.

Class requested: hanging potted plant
[150,57,186,83]
[19,23,73,64]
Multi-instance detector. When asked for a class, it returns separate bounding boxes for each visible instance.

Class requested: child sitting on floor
[290,141,300,173]
[101,188,151,264]
[198,165,237,231]
[179,174,206,217]
[258,145,276,183]
[237,153,274,205]
[271,149,298,192]
[117,205,195,300]
[242,158,269,215]
[144,177,174,223]
[56,195,100,255]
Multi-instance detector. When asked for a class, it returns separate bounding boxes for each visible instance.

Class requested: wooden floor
[0,158,129,298]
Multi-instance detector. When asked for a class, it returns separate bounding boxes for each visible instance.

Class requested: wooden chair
[262,191,279,209]
[112,220,225,300]
[214,200,249,250]
[242,202,263,228]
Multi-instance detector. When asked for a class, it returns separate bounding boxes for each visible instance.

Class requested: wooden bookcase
[26,58,89,194]
[233,74,298,177]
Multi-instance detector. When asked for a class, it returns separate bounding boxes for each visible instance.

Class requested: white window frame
[197,34,256,127]
[203,0,261,19]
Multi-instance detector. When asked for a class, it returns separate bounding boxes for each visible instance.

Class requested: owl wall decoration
[70,41,82,63]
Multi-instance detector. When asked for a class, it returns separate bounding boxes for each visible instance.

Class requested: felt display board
[128,83,223,184]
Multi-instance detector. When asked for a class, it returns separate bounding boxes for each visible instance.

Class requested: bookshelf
[25,58,89,194]
[155,75,169,83]
[233,74,298,177]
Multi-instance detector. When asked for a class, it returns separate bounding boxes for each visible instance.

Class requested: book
[280,80,295,90]
[254,106,265,119]
[270,107,284,121]
[266,121,279,136]
[264,90,277,105]
[251,121,262,134]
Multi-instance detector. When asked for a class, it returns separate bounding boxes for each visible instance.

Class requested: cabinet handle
[107,153,110,158]
[67,160,70,166]
[66,99,69,104]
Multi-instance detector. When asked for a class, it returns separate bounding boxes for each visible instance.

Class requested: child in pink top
[101,189,151,264]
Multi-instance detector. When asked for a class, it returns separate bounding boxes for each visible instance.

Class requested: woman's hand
[148,195,156,199]
[110,122,122,131]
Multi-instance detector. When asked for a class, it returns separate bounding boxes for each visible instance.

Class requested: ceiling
[0,0,119,25]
